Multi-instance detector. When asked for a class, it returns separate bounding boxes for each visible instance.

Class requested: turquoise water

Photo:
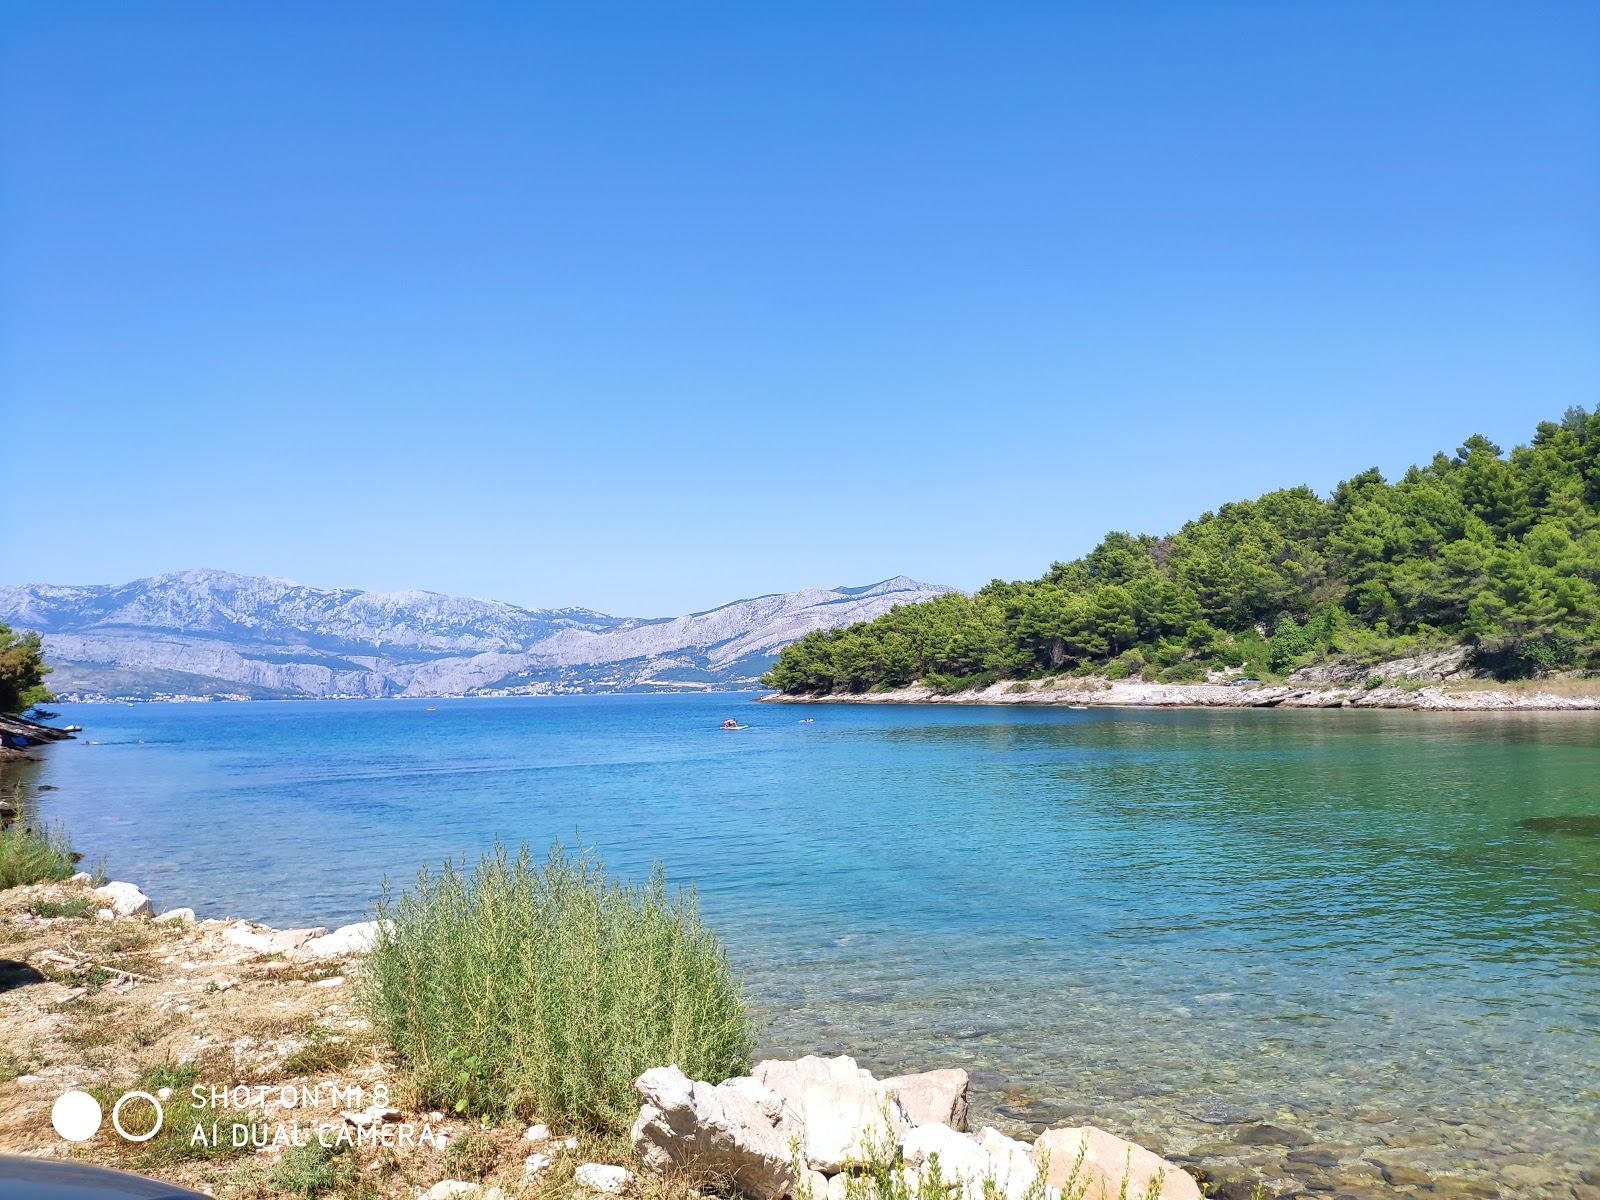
[6,695,1599,1194]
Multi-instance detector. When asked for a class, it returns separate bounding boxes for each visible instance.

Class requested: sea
[6,694,1598,1194]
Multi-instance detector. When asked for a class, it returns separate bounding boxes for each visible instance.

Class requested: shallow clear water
[6,695,1598,1194]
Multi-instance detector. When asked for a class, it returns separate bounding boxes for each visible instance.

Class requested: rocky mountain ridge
[0,569,951,699]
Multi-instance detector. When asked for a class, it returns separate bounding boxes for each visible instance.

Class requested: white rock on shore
[753,1054,911,1173]
[632,1065,794,1200]
[301,920,389,956]
[902,1122,991,1183]
[1034,1126,1200,1200]
[154,907,196,924]
[637,1058,1197,1200]
[574,1163,636,1194]
[93,881,152,918]
[881,1068,969,1131]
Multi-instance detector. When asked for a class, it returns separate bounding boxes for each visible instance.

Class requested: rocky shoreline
[0,874,1208,1200]
[4,868,1570,1200]
[759,677,1600,711]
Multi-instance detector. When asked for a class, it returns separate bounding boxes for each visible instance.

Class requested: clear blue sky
[3,4,1596,616]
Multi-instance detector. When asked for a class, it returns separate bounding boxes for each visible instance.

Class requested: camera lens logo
[50,1091,101,1142]
[51,1089,164,1143]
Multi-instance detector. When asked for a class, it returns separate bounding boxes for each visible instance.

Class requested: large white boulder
[300,920,389,956]
[753,1055,911,1173]
[631,1065,795,1200]
[901,1122,991,1183]
[1033,1126,1200,1200]
[881,1068,970,1131]
[978,1127,1040,1200]
[93,881,152,919]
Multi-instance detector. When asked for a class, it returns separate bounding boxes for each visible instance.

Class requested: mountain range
[0,570,951,700]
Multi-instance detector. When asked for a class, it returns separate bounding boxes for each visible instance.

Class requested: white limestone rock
[802,1061,912,1173]
[93,881,152,919]
[753,1055,913,1173]
[881,1068,970,1132]
[574,1164,636,1194]
[631,1065,794,1200]
[155,907,196,924]
[902,1123,990,1183]
[300,920,389,957]
[1033,1126,1200,1200]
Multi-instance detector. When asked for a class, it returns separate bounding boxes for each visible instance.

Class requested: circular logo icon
[111,1091,164,1143]
[51,1090,103,1142]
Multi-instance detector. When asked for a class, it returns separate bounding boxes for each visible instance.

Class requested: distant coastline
[760,676,1600,711]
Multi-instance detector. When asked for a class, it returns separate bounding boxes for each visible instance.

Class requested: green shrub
[30,894,93,918]
[1104,650,1144,680]
[0,819,75,890]
[267,1139,352,1197]
[362,840,754,1133]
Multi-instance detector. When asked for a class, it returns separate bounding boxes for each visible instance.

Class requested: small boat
[721,719,748,730]
[426,706,437,711]
[1067,705,1088,710]
[799,718,813,723]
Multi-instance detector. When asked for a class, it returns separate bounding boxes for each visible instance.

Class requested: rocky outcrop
[1034,1126,1201,1200]
[641,1059,1190,1200]
[631,1066,794,1200]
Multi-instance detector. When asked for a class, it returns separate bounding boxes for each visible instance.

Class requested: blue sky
[3,4,1596,616]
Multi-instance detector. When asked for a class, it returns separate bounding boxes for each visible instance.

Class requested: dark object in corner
[0,1156,209,1198]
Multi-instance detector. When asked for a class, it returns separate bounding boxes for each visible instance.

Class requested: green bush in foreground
[362,840,754,1133]
[0,818,75,890]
